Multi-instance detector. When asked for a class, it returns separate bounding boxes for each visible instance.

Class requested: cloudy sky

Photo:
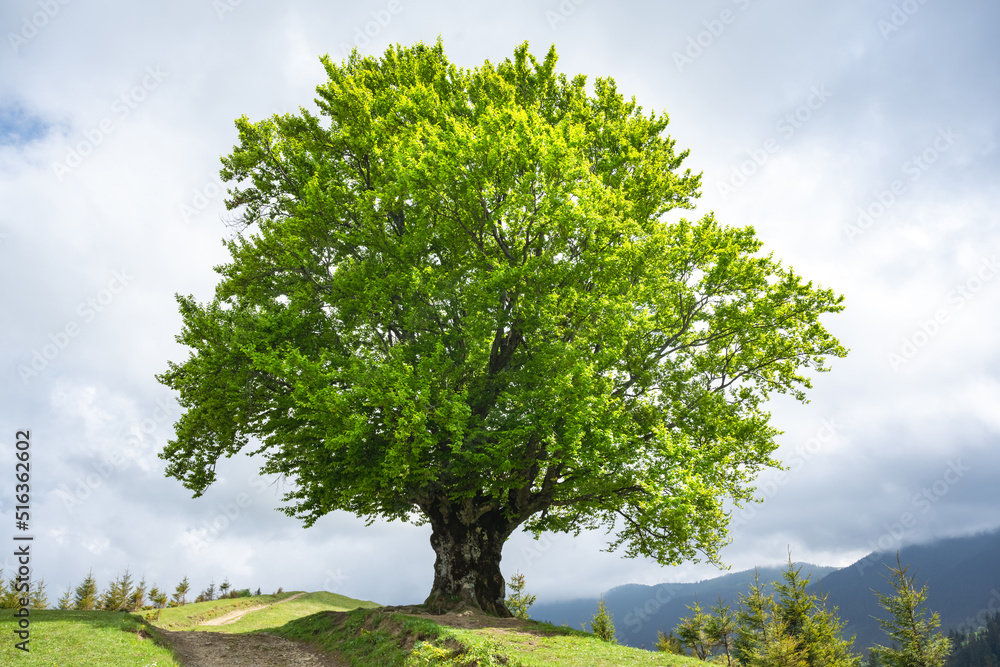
[1,0,998,608]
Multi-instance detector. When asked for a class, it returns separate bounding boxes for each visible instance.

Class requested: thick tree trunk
[421,498,517,617]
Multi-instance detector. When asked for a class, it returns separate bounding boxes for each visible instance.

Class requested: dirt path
[200,592,309,626]
[157,593,347,666]
[157,628,347,667]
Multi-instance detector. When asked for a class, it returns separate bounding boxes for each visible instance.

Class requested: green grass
[0,608,179,666]
[270,607,703,666]
[188,591,380,634]
[1,596,700,666]
[145,591,300,630]
[271,608,429,665]
[447,624,700,667]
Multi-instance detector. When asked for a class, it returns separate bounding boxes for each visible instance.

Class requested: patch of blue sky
[0,104,50,146]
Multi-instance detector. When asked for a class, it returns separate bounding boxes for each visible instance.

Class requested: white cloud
[2,0,998,606]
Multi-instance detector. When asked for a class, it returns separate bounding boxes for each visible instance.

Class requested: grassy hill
[1,590,701,665]
[147,589,379,631]
[266,605,703,666]
[148,592,700,665]
[0,608,179,666]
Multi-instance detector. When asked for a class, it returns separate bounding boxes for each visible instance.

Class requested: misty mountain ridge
[529,528,1000,652]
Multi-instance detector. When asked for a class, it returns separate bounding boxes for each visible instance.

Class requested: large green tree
[158,39,846,616]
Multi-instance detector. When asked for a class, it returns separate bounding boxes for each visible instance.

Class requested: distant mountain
[530,564,837,649]
[529,529,1000,653]
[814,529,1000,652]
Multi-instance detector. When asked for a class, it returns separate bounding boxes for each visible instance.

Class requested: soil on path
[383,604,539,632]
[200,591,309,626]
[156,592,348,666]
[156,628,348,667]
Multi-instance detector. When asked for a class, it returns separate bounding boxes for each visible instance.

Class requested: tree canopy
[158,39,847,615]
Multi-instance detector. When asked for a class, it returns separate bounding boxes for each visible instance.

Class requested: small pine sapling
[590,595,617,643]
[505,571,537,620]
[870,554,951,667]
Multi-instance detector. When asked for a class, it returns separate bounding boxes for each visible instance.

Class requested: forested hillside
[946,611,1000,667]
[530,529,1000,653]
[816,529,1000,651]
[530,564,837,649]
